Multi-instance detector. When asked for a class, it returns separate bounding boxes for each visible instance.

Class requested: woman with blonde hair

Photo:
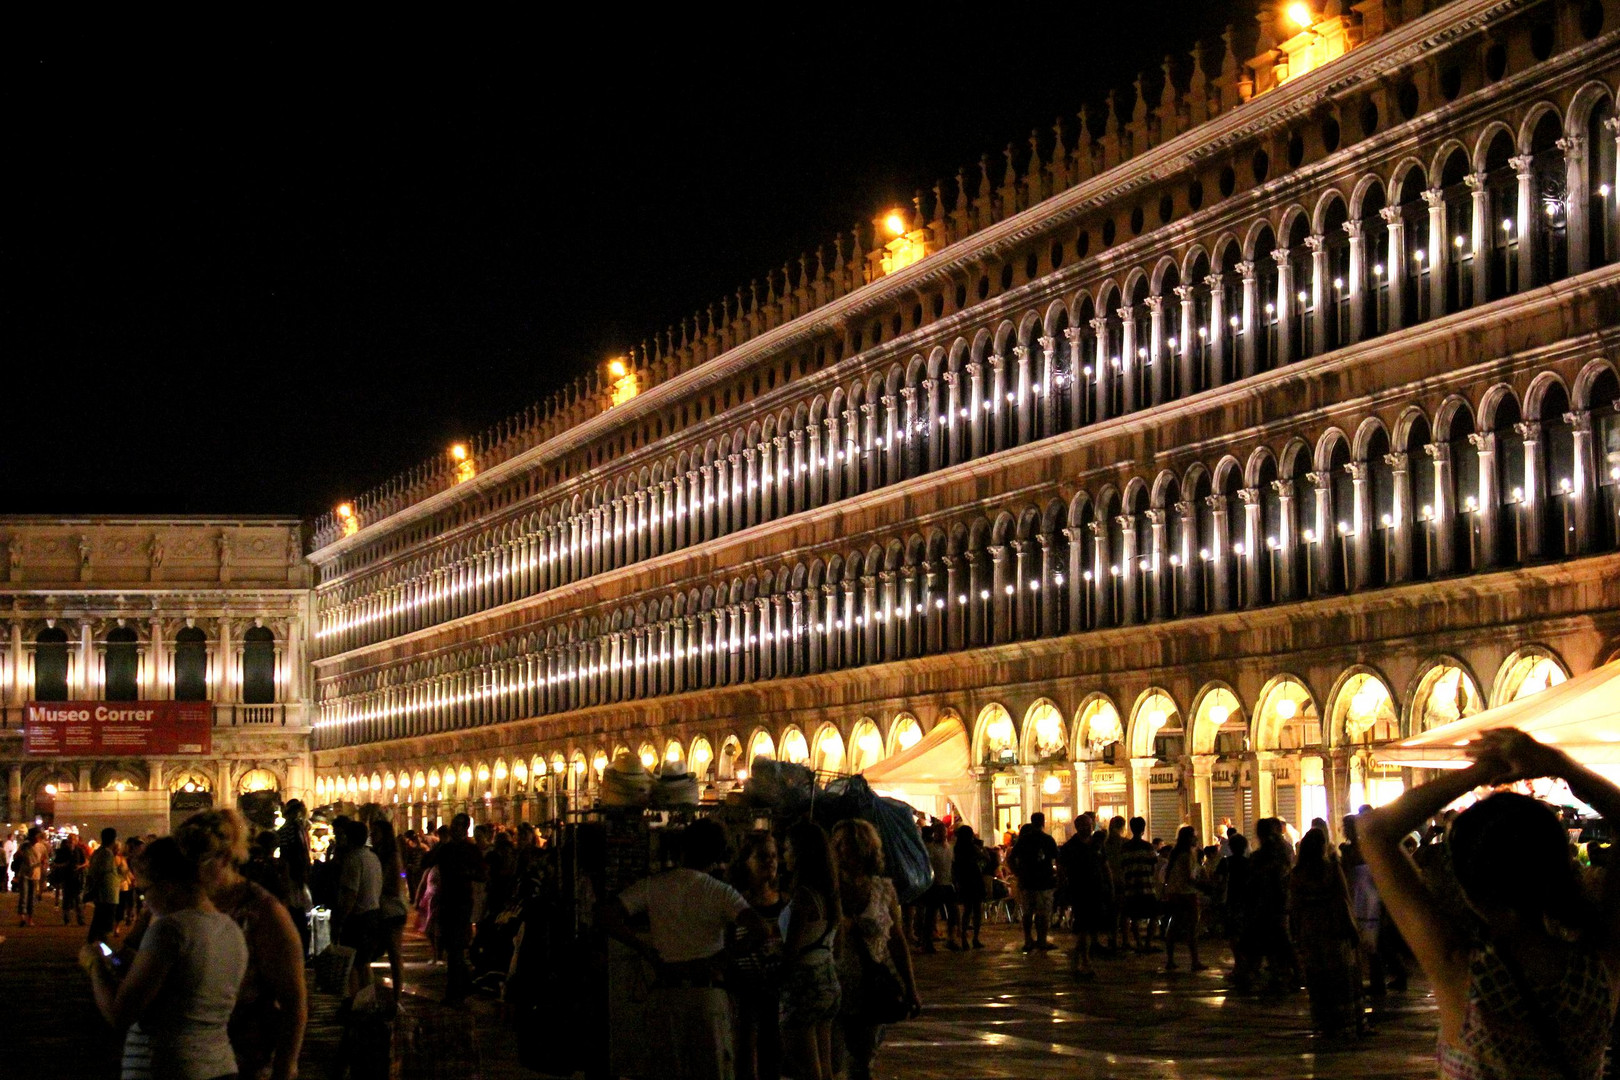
[830,819,919,1080]
[124,809,307,1080]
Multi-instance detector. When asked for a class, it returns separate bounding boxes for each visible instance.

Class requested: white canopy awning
[862,716,972,794]
[1378,659,1620,768]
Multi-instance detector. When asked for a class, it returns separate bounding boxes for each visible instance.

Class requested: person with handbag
[1358,728,1620,1079]
[830,819,919,1080]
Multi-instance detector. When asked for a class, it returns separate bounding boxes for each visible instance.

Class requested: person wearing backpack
[1010,813,1059,953]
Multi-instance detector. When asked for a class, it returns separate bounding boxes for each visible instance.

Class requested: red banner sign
[25,701,213,757]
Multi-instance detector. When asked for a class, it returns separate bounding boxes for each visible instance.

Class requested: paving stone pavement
[4,889,1441,1079]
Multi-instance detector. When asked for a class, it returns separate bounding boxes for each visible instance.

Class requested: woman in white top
[83,836,248,1080]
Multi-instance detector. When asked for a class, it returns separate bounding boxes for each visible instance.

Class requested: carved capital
[1116,305,1134,322]
[1088,316,1108,333]
[1204,272,1224,289]
[1173,500,1194,518]
[987,353,1005,371]
[1383,451,1409,471]
[1421,187,1445,209]
[1508,154,1534,178]
[1344,461,1369,482]
[1564,410,1592,434]
[1513,419,1541,442]
[1304,233,1324,253]
[1467,431,1490,452]
[1234,260,1255,280]
[1341,219,1363,239]
[1270,248,1290,267]
[1236,485,1261,505]
[1144,295,1164,315]
[1063,326,1083,346]
[1423,441,1448,462]
[1270,477,1294,498]
[1379,206,1402,225]
[1306,470,1332,491]
[1012,344,1030,363]
[1144,508,1166,526]
[1203,492,1227,511]
[1174,284,1194,301]
[1038,334,1056,355]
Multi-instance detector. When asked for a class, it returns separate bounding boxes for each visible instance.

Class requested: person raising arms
[1357,728,1620,1079]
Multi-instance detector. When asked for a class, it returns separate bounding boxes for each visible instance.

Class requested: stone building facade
[0,517,313,832]
[30,0,1612,845]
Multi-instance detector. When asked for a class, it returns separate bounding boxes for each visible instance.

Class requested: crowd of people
[9,725,1620,1080]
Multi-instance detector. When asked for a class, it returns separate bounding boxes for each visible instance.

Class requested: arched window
[242,626,276,705]
[1587,97,1617,267]
[1253,226,1278,372]
[105,627,139,702]
[1483,132,1519,298]
[1321,199,1351,350]
[1359,183,1391,337]
[1326,440,1354,592]
[1493,397,1525,567]
[1286,215,1311,362]
[1405,416,1436,579]
[1397,167,1430,324]
[1438,149,1473,311]
[1537,385,1576,558]
[1256,458,1282,604]
[1591,370,1620,549]
[1529,112,1568,286]
[1366,429,1395,587]
[34,627,69,701]
[1219,245,1243,385]
[1448,408,1481,569]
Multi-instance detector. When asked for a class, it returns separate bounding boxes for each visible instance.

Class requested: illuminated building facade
[0,517,313,834]
[282,0,1620,839]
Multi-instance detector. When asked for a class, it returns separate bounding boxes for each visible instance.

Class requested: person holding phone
[82,836,248,1080]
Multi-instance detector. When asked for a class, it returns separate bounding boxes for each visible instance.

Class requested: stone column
[1012,345,1033,445]
[1073,759,1094,817]
[1063,327,1085,429]
[1425,441,1456,572]
[1191,754,1219,843]
[1343,220,1365,344]
[1129,757,1157,825]
[1346,461,1371,590]
[1090,520,1111,628]
[922,377,942,473]
[8,764,21,822]
[1090,317,1110,421]
[898,387,918,481]
[1063,527,1086,632]
[1511,154,1535,288]
[1567,409,1596,554]
[10,622,24,705]
[942,555,963,650]
[1174,285,1196,396]
[1174,500,1198,613]
[1238,486,1262,606]
[1011,540,1033,639]
[1386,451,1412,582]
[966,361,986,459]
[1146,295,1167,405]
[822,416,841,503]
[1466,172,1488,305]
[1237,262,1257,378]
[216,618,233,704]
[1470,431,1500,566]
[988,545,1011,643]
[1381,206,1406,331]
[1271,248,1293,364]
[1205,493,1231,611]
[987,354,1007,452]
[1517,419,1544,559]
[1424,188,1446,317]
[1146,509,1168,620]
[1325,748,1353,838]
[1037,336,1057,438]
[148,617,166,700]
[1307,470,1334,592]
[806,426,824,509]
[1116,515,1139,626]
[1205,273,1227,384]
[879,396,899,487]
[1269,479,1298,601]
[1306,234,1327,356]
[1117,306,1137,414]
[1255,751,1280,819]
[942,370,962,465]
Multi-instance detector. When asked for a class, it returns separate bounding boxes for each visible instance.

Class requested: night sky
[13,4,1243,520]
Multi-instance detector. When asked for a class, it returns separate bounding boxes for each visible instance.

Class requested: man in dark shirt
[1010,812,1059,953]
[420,812,488,1005]
[1058,814,1110,979]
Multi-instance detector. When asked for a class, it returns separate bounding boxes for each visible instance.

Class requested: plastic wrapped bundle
[743,757,815,814]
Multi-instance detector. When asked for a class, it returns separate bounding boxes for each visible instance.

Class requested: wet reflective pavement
[887,925,1440,1080]
[4,889,1440,1078]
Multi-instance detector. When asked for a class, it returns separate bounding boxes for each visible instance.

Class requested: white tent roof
[861,716,972,793]
[1378,659,1620,768]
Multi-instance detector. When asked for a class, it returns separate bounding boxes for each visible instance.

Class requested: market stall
[860,715,973,821]
[1378,659,1620,772]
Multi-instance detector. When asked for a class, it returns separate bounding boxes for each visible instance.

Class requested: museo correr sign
[24,701,212,756]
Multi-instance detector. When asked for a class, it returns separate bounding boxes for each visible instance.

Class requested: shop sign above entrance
[24,701,213,756]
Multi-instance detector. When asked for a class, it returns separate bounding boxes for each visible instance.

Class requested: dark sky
[12,3,1244,519]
